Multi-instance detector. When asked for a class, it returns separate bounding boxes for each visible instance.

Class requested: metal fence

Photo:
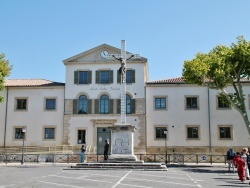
[0,153,227,164]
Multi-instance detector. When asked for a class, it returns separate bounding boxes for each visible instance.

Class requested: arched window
[100,95,109,114]
[78,95,88,114]
[126,95,131,114]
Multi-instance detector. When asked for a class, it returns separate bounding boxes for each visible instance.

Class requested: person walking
[104,140,109,160]
[233,152,241,178]
[227,147,235,172]
[242,148,250,180]
[237,155,246,182]
[80,144,86,163]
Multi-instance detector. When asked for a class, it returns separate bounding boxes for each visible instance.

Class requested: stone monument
[106,40,140,161]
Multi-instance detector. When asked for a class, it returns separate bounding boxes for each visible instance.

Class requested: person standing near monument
[80,144,86,163]
[104,140,109,160]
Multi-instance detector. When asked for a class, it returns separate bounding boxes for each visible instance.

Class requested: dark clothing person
[227,148,235,172]
[227,148,235,160]
[104,140,109,160]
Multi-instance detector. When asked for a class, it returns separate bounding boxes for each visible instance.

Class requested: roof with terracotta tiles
[147,77,250,84]
[4,79,65,87]
[147,77,186,84]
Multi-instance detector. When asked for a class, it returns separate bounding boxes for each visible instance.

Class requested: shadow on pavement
[167,164,232,174]
[180,168,226,174]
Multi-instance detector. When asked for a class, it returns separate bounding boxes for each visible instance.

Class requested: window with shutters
[100,95,109,114]
[74,71,92,84]
[100,71,109,84]
[79,71,88,84]
[117,95,135,114]
[96,70,113,84]
[95,98,113,114]
[73,97,92,115]
[117,69,135,84]
[78,95,88,114]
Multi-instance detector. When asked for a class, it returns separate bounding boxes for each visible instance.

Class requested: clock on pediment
[100,51,109,59]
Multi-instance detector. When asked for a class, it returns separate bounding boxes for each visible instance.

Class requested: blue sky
[1,0,250,83]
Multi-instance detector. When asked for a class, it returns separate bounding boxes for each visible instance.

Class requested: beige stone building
[62,44,148,154]
[146,78,250,155]
[1,43,250,155]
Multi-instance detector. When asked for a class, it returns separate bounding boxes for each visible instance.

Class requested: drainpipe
[207,85,212,156]
[62,84,66,145]
[4,86,9,148]
[144,85,147,154]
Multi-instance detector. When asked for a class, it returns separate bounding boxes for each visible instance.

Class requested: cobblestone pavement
[0,163,249,187]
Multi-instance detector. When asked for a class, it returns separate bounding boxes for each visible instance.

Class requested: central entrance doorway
[97,127,111,155]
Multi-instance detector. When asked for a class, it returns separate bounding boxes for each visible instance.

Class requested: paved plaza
[0,163,249,187]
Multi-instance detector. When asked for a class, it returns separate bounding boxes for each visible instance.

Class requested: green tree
[182,36,250,134]
[0,53,12,102]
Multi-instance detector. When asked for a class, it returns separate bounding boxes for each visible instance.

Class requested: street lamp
[21,127,26,164]
[164,129,168,165]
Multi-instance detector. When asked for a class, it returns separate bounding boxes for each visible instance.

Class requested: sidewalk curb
[0,162,227,168]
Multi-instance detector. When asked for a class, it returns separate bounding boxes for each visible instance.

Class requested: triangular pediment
[63,43,146,65]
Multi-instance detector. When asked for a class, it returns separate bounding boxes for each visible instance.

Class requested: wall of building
[0,89,7,146]
[63,115,145,151]
[3,44,250,156]
[146,84,250,155]
[3,86,65,147]
[65,63,146,100]
[63,46,148,154]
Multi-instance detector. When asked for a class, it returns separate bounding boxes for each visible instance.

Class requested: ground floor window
[187,126,199,139]
[78,130,86,144]
[219,125,232,139]
[155,127,167,139]
[15,128,25,139]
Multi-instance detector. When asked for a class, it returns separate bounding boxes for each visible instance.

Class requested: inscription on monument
[112,132,132,154]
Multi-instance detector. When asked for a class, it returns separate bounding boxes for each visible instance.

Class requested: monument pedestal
[108,123,137,161]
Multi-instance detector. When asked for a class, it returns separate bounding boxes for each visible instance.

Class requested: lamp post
[164,129,168,165]
[21,127,26,164]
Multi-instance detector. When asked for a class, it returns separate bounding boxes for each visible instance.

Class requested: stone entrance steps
[65,161,168,171]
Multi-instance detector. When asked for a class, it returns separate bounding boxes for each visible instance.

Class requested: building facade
[0,44,250,155]
[0,80,65,147]
[62,44,148,154]
[146,78,250,155]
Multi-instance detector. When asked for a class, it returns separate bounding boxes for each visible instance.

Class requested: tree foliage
[182,36,250,134]
[0,53,12,102]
